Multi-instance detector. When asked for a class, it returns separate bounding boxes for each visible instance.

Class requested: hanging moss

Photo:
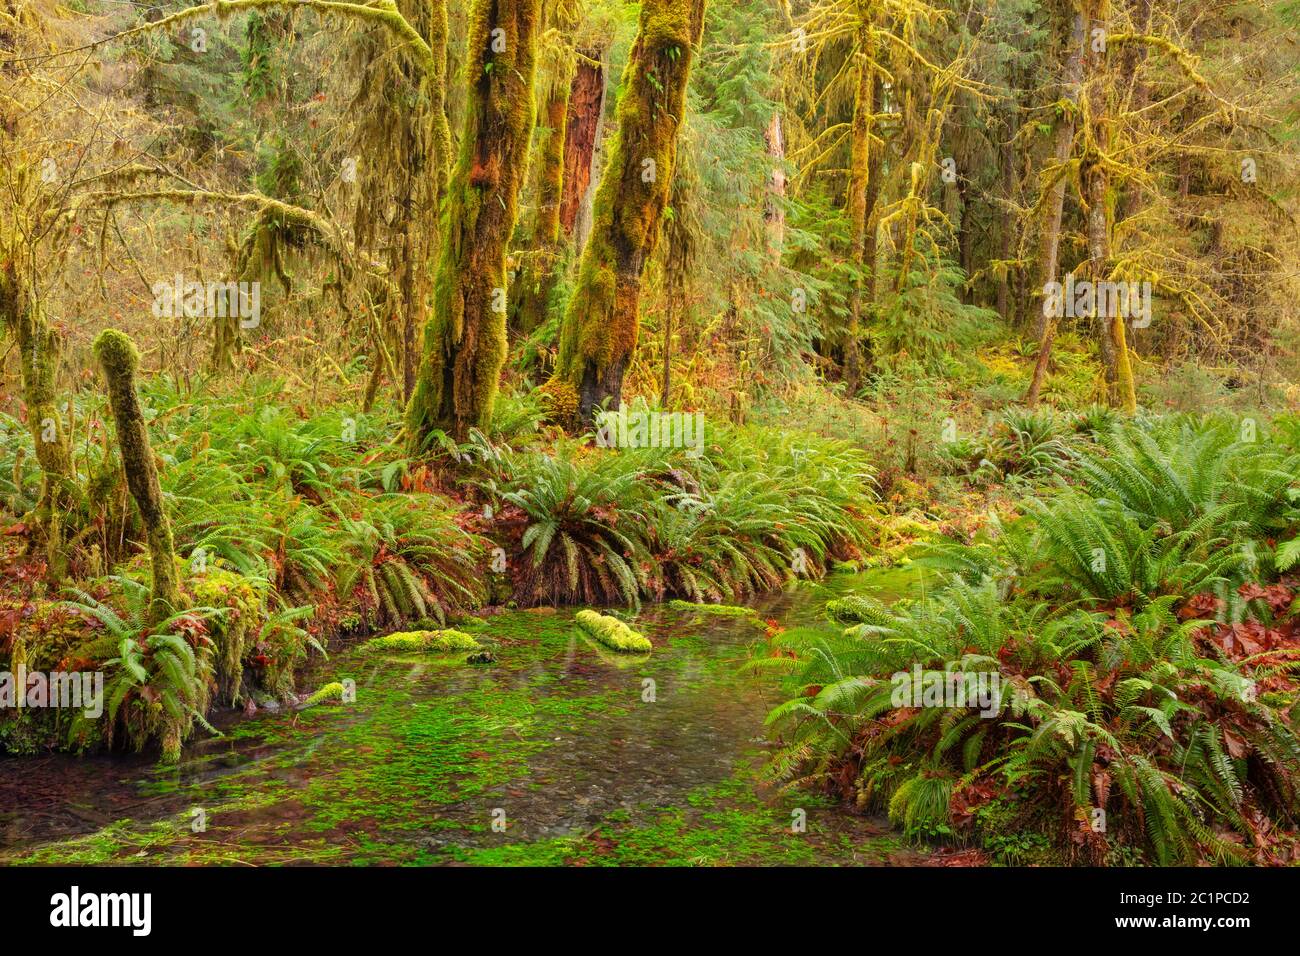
[552,0,706,422]
[92,329,181,624]
[406,0,543,449]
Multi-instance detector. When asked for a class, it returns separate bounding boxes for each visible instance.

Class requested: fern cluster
[766,414,1300,864]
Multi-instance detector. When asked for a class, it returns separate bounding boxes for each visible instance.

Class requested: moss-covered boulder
[360,629,480,655]
[574,610,651,653]
[298,681,346,709]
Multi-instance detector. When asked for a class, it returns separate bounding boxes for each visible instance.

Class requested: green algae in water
[1,582,925,867]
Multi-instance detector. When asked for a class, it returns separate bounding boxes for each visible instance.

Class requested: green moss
[574,609,652,653]
[552,0,703,419]
[360,628,481,654]
[300,681,346,709]
[187,565,264,705]
[667,600,758,618]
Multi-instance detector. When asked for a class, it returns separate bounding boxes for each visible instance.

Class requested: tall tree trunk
[996,102,1017,321]
[552,0,707,422]
[1082,0,1135,412]
[1024,7,1085,406]
[406,0,541,448]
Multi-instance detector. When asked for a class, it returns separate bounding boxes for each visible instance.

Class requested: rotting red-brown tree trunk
[405,0,542,449]
[551,0,707,423]
[559,49,605,241]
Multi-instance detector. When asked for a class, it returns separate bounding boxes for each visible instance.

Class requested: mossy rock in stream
[298,681,346,709]
[666,600,757,618]
[360,629,481,655]
[574,610,651,653]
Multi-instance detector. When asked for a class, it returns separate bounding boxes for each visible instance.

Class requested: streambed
[0,569,926,866]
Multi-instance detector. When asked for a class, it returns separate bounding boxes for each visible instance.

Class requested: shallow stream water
[0,568,927,866]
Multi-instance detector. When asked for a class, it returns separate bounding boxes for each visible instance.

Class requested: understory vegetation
[764,413,1300,864]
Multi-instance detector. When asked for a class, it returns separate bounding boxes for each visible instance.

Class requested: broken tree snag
[93,329,181,624]
[553,0,707,423]
[559,48,605,239]
[405,0,542,449]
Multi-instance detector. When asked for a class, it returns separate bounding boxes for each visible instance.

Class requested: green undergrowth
[764,412,1300,865]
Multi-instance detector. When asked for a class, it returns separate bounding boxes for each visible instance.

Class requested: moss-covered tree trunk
[0,260,75,583]
[406,0,542,448]
[552,0,707,422]
[512,78,571,336]
[93,330,181,624]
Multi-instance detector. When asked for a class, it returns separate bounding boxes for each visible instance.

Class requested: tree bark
[763,110,786,260]
[843,17,875,395]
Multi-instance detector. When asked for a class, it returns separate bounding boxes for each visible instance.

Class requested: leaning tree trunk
[0,260,75,584]
[93,330,181,624]
[406,0,542,448]
[1024,7,1085,407]
[551,0,707,423]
